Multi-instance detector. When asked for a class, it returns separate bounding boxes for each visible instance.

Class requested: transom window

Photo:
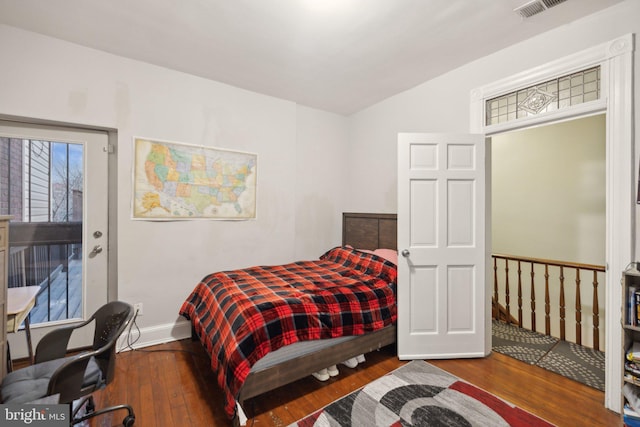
[485,66,600,126]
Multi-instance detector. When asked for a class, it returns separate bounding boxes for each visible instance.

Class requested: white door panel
[398,132,490,359]
[0,120,108,354]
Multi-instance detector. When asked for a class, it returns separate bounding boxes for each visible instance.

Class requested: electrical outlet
[134,302,143,316]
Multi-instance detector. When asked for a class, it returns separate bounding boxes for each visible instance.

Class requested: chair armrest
[34,318,94,363]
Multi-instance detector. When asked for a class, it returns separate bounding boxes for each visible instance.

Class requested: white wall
[348,0,640,219]
[492,115,606,265]
[294,105,349,259]
[0,24,349,346]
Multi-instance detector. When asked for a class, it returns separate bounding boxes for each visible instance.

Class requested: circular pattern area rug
[290,360,554,426]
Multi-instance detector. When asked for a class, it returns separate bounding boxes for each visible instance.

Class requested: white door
[397,133,490,359]
[0,120,109,354]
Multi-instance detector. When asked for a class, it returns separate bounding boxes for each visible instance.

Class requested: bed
[179,212,397,424]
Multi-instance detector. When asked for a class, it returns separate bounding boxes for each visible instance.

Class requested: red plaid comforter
[179,246,397,418]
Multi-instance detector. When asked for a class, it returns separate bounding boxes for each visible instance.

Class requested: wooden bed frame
[237,212,398,410]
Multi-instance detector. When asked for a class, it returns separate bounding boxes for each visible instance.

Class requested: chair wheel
[123,415,135,426]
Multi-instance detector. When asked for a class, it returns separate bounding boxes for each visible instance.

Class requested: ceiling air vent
[541,0,568,7]
[514,0,568,19]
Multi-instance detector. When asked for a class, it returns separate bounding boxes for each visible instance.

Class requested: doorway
[492,114,606,346]
[0,120,110,356]
[470,34,634,411]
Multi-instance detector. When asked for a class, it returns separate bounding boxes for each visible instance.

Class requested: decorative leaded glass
[485,66,600,125]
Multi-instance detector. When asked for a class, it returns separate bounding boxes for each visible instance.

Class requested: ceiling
[0,0,624,115]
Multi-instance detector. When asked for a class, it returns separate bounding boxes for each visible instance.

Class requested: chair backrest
[90,301,135,385]
[39,301,134,403]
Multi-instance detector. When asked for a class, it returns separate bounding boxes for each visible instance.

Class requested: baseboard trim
[117,318,192,352]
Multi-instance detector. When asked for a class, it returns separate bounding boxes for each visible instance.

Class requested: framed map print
[132,137,257,220]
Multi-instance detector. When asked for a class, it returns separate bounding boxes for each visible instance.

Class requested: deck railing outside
[8,222,83,324]
[492,253,606,351]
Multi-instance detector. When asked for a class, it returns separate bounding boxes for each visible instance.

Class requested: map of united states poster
[133,137,257,219]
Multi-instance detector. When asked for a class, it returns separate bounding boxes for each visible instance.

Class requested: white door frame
[470,34,634,412]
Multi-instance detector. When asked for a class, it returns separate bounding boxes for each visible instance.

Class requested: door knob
[401,249,410,257]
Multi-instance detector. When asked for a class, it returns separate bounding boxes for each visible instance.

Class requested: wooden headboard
[342,212,397,251]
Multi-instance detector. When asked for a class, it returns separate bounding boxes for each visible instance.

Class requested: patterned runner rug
[289,360,555,426]
[492,320,605,391]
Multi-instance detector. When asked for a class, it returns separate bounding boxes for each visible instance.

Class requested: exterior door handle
[89,245,103,257]
[401,249,410,257]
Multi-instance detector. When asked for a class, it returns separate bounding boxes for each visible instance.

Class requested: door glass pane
[0,137,83,325]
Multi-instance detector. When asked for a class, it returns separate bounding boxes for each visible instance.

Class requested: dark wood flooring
[81,339,620,427]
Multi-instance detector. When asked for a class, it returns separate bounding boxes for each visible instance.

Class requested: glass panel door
[0,120,108,354]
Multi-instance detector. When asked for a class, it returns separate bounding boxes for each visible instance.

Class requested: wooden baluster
[559,266,566,341]
[490,254,604,348]
[493,257,498,319]
[545,264,550,336]
[505,259,510,325]
[530,262,536,332]
[575,268,582,346]
[517,260,523,327]
[592,270,600,351]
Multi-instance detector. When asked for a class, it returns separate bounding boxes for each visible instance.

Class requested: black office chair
[1,301,136,426]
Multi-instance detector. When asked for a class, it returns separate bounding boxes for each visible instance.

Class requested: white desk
[7,285,39,369]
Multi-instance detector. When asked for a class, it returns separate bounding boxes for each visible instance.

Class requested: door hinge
[103,144,114,154]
